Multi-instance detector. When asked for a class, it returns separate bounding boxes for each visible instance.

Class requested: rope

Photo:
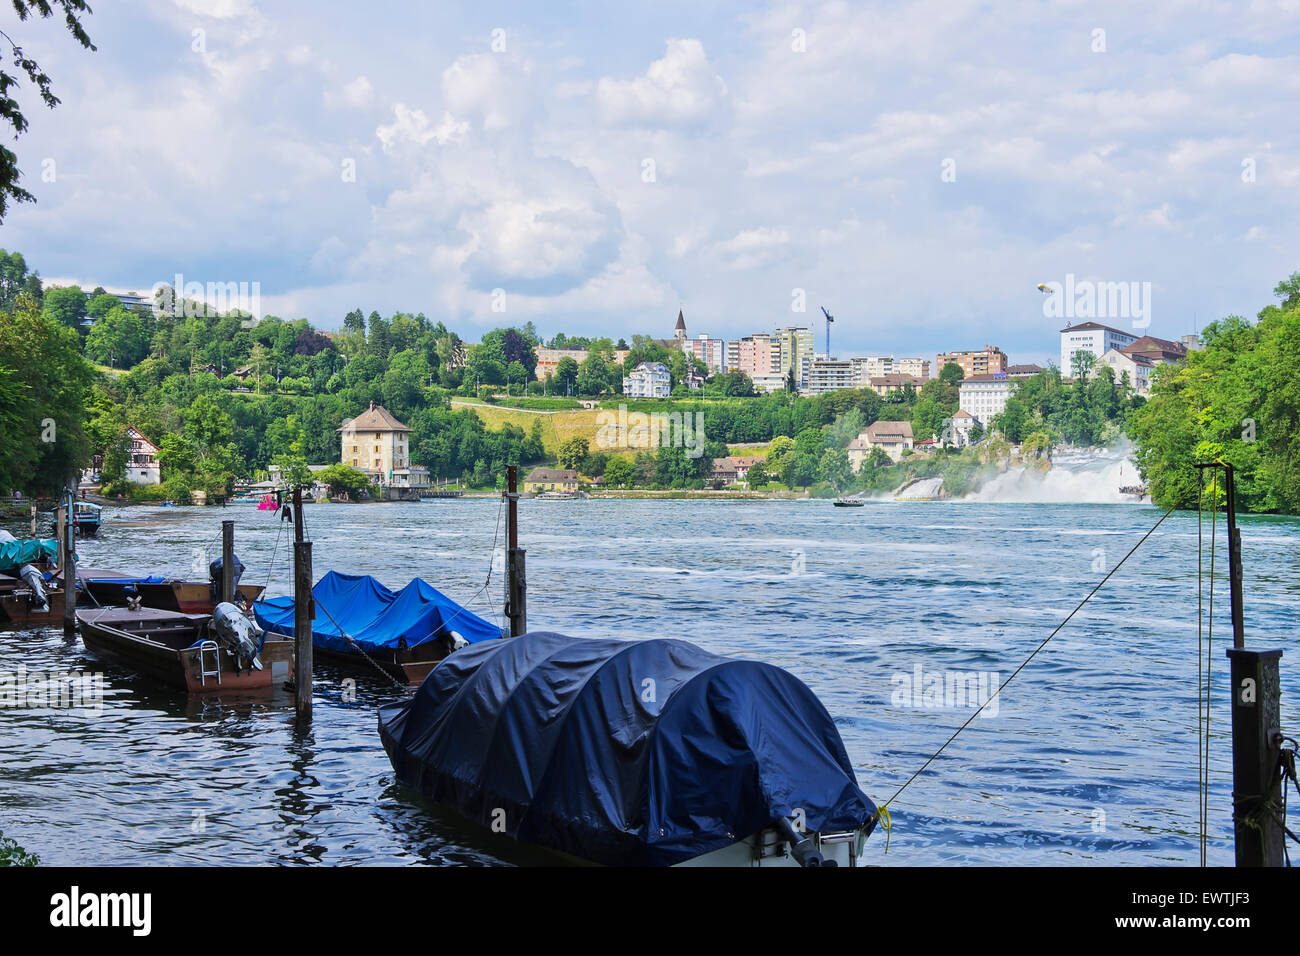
[1202,474,1219,865]
[877,502,1179,818]
[1197,469,1205,866]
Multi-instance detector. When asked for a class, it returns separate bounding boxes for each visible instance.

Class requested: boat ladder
[197,640,222,687]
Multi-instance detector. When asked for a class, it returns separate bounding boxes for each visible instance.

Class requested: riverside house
[338,402,430,497]
[848,421,915,469]
[524,467,580,494]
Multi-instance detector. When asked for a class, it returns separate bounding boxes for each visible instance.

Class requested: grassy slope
[456,401,773,463]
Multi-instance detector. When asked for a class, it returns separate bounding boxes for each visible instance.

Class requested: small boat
[833,497,864,507]
[535,491,581,500]
[135,579,265,614]
[0,570,67,626]
[255,571,502,684]
[76,571,166,607]
[0,535,57,571]
[71,501,103,536]
[379,630,879,867]
[77,605,292,694]
[256,494,279,511]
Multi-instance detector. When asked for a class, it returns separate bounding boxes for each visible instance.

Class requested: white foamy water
[963,445,1147,504]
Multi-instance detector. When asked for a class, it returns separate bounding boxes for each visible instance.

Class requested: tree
[604,456,635,488]
[85,305,149,368]
[558,436,590,470]
[42,284,87,330]
[818,447,852,491]
[0,2,97,221]
[554,356,579,394]
[317,463,374,499]
[937,362,965,385]
[0,291,94,493]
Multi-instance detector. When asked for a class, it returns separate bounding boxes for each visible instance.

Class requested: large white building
[1060,322,1139,378]
[623,361,671,398]
[799,356,854,396]
[958,373,1013,427]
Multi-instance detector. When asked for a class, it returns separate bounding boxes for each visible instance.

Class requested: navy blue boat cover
[254,570,501,653]
[378,630,877,866]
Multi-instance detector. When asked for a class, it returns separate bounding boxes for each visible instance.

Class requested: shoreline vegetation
[0,831,38,866]
[1,248,1297,514]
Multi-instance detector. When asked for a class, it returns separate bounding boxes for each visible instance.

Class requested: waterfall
[962,442,1146,504]
[897,476,944,499]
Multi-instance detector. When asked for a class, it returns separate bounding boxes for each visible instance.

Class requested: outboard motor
[210,601,264,671]
[208,554,246,603]
[17,564,48,613]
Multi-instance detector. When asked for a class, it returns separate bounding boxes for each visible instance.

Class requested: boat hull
[77,607,293,694]
[312,639,451,685]
[0,584,67,625]
[135,581,265,614]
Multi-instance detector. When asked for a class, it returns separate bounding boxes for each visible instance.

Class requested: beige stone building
[848,421,915,469]
[338,402,428,490]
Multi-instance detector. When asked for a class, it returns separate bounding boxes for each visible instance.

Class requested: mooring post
[293,539,313,719]
[221,519,235,604]
[29,502,36,538]
[61,487,75,636]
[1226,647,1284,865]
[505,465,526,637]
[1217,462,1285,866]
[292,486,304,544]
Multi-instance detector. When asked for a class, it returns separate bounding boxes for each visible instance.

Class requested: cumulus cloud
[596,39,727,126]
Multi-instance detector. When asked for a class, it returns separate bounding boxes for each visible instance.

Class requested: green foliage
[84,305,149,368]
[558,436,590,470]
[41,284,87,330]
[1130,275,1300,513]
[0,2,96,221]
[993,365,1140,446]
[0,292,95,494]
[0,830,38,866]
[316,463,374,498]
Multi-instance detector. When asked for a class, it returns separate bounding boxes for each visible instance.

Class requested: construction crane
[820,306,834,357]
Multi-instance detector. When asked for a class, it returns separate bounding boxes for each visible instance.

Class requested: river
[2,495,1297,865]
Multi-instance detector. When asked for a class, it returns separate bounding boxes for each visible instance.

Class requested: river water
[2,496,1297,866]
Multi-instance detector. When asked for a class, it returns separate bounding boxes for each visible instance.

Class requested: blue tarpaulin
[378,630,877,866]
[254,570,501,653]
[0,539,57,572]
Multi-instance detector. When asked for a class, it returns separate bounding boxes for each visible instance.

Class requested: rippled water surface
[2,498,1297,865]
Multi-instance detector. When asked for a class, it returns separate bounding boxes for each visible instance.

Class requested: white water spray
[962,442,1146,504]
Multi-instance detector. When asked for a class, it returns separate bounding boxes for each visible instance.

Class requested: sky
[2,0,1299,367]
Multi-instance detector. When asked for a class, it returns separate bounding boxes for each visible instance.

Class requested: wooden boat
[135,580,265,614]
[0,572,68,626]
[77,606,293,694]
[61,501,103,537]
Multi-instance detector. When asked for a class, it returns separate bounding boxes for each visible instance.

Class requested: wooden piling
[29,503,36,538]
[1214,461,1285,866]
[293,539,313,719]
[59,489,75,636]
[505,466,526,637]
[1226,648,1284,866]
[221,519,235,604]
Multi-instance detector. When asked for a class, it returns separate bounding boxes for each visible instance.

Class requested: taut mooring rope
[879,502,1179,816]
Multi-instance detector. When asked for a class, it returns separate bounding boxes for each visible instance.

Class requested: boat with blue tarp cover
[254,570,502,683]
[378,630,879,866]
